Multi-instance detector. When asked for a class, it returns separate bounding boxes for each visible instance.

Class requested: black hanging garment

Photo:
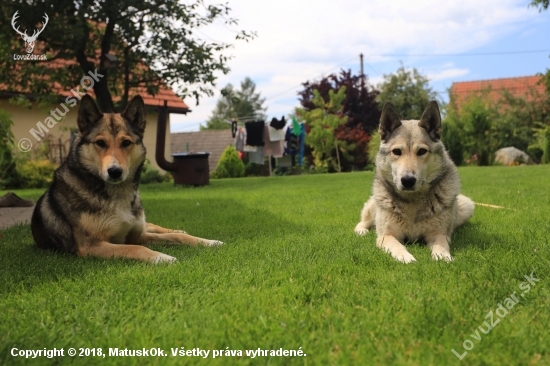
[245,121,265,146]
[270,116,286,130]
[231,119,238,138]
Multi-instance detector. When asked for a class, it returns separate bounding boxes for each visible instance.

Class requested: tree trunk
[93,71,116,113]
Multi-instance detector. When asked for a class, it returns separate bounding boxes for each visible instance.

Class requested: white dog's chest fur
[376,194,457,242]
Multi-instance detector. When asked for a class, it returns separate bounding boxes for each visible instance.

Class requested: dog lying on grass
[354,101,474,263]
[32,95,222,263]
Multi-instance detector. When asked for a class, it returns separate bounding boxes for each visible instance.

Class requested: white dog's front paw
[394,251,417,264]
[152,252,177,264]
[432,251,453,262]
[354,224,369,236]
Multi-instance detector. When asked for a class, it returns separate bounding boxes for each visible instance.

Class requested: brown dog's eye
[417,148,428,156]
[121,140,132,148]
[96,140,107,148]
[392,149,402,156]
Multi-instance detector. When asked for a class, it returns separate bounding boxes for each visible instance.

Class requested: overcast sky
[170,0,550,132]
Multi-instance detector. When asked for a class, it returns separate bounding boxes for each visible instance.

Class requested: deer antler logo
[11,11,49,54]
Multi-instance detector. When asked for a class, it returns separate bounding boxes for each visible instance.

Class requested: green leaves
[0,0,255,111]
[202,77,266,130]
[376,65,438,120]
[297,86,351,172]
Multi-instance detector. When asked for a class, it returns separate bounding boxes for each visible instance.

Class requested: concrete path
[0,206,34,229]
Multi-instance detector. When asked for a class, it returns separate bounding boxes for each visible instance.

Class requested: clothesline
[234,117,307,176]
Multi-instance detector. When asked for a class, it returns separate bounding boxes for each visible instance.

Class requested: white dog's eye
[417,148,428,156]
[392,149,402,156]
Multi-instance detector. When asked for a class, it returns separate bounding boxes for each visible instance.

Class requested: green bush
[367,130,381,166]
[213,146,245,179]
[530,125,550,164]
[16,159,57,188]
[0,107,18,189]
[140,159,171,184]
[442,113,465,166]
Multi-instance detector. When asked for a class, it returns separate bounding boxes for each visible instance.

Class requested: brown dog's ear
[77,95,102,133]
[418,100,442,141]
[123,95,147,135]
[379,102,402,141]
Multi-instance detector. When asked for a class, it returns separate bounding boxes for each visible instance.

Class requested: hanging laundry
[243,144,257,152]
[235,127,246,152]
[286,126,299,154]
[268,117,286,142]
[277,155,292,168]
[298,123,307,166]
[231,119,238,138]
[248,146,264,164]
[245,121,265,146]
[263,125,284,158]
[269,116,286,130]
[291,116,301,136]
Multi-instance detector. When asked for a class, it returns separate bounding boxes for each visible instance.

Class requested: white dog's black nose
[107,167,123,179]
[401,176,416,190]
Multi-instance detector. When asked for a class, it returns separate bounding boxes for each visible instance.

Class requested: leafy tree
[441,116,465,167]
[297,69,380,170]
[530,0,549,11]
[201,77,266,130]
[377,65,439,120]
[0,0,255,112]
[445,86,550,165]
[296,86,351,172]
[460,95,495,166]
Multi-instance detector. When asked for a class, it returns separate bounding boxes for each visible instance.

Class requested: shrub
[529,125,550,164]
[140,159,171,184]
[16,160,57,188]
[367,130,381,166]
[213,146,245,179]
[0,107,18,189]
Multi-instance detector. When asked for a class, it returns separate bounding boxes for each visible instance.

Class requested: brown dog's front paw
[152,252,177,264]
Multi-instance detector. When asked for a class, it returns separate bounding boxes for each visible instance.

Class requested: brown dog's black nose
[107,167,123,179]
[401,176,416,190]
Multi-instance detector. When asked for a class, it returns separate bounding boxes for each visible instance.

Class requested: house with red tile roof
[450,75,546,111]
[0,64,189,171]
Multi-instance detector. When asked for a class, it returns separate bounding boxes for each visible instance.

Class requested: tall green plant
[0,108,18,189]
[296,87,351,172]
[376,64,439,120]
[213,146,245,178]
[442,107,465,166]
[460,95,495,166]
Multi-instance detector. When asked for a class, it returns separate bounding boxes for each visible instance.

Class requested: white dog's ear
[123,95,147,135]
[379,102,402,141]
[418,101,442,141]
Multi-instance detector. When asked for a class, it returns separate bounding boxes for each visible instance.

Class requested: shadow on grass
[0,197,303,296]
[450,222,506,252]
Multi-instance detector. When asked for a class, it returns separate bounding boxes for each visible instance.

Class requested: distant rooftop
[450,75,546,110]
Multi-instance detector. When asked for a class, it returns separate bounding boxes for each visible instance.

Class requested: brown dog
[31,95,222,263]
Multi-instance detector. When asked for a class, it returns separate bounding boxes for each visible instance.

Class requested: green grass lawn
[1,166,549,365]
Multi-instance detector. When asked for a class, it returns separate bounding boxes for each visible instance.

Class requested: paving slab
[0,206,34,229]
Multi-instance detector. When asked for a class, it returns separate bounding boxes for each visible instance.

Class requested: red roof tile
[1,46,188,110]
[450,75,546,110]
